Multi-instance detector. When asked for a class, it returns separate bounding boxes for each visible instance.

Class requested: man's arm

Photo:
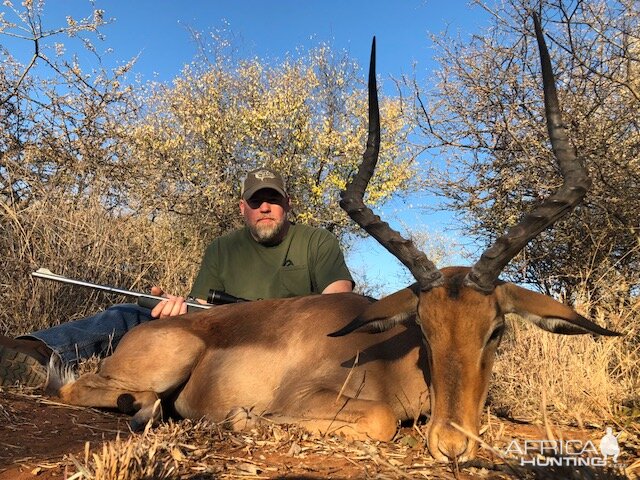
[309,228,355,294]
[322,279,353,294]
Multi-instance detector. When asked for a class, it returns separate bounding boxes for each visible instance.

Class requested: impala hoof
[130,399,163,431]
[224,406,259,431]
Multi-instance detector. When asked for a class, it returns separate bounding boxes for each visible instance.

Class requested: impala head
[331,17,619,462]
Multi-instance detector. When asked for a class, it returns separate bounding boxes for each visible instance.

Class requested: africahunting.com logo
[504,427,620,467]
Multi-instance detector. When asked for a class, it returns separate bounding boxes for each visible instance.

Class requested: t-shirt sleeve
[309,229,354,292]
[189,241,225,300]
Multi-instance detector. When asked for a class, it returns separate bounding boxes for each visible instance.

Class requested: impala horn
[464,13,591,292]
[340,37,444,291]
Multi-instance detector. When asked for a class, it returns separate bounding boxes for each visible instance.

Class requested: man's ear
[239,199,246,216]
[328,284,419,337]
[496,283,620,336]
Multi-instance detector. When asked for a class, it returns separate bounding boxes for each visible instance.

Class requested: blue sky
[45,1,488,85]
[3,0,490,295]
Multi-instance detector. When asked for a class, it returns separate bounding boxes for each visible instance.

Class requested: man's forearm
[321,280,353,294]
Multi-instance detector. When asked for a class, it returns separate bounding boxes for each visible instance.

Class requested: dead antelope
[48,16,619,462]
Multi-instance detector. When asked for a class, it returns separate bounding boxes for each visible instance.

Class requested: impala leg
[224,406,263,431]
[116,391,163,431]
[292,391,398,441]
[57,374,161,430]
[228,390,398,441]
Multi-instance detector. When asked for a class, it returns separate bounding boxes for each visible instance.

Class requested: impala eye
[488,324,505,344]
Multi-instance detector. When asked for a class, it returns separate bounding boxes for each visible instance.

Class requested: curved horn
[465,14,591,292]
[340,37,444,290]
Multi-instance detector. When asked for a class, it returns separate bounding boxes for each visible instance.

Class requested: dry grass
[62,419,441,479]
[489,300,639,428]
[4,382,637,479]
[1,194,205,335]
[484,294,640,479]
[58,415,637,480]
[67,434,177,480]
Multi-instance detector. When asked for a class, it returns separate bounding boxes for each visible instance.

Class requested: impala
[47,16,618,462]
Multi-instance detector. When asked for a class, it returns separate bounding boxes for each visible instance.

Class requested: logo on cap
[252,169,277,182]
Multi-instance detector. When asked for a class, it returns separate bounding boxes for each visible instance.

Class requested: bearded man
[0,168,354,387]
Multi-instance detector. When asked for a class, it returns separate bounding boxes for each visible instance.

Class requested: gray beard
[249,219,287,246]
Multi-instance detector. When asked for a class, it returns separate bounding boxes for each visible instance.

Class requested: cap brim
[242,185,287,200]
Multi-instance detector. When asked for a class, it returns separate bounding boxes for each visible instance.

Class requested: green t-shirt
[189,223,353,300]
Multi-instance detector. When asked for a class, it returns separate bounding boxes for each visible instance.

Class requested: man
[0,167,354,387]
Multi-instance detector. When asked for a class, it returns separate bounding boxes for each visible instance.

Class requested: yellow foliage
[122,44,418,241]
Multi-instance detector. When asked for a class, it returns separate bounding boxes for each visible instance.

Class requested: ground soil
[0,388,635,480]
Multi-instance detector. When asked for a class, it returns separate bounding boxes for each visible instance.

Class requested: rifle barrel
[32,268,211,311]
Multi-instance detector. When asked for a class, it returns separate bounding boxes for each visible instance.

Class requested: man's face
[240,188,290,245]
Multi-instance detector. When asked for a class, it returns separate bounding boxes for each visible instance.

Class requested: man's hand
[150,286,188,318]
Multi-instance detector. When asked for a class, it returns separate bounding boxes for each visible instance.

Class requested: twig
[335,350,359,405]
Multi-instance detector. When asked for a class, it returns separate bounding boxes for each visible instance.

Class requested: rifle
[32,268,246,313]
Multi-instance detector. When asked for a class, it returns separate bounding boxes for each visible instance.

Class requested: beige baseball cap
[241,168,287,200]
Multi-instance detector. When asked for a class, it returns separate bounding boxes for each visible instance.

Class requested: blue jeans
[26,304,153,364]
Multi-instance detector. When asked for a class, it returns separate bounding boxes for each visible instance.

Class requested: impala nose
[428,425,474,462]
[438,436,469,461]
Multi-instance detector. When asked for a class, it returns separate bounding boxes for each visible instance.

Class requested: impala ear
[496,283,621,336]
[328,284,420,337]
